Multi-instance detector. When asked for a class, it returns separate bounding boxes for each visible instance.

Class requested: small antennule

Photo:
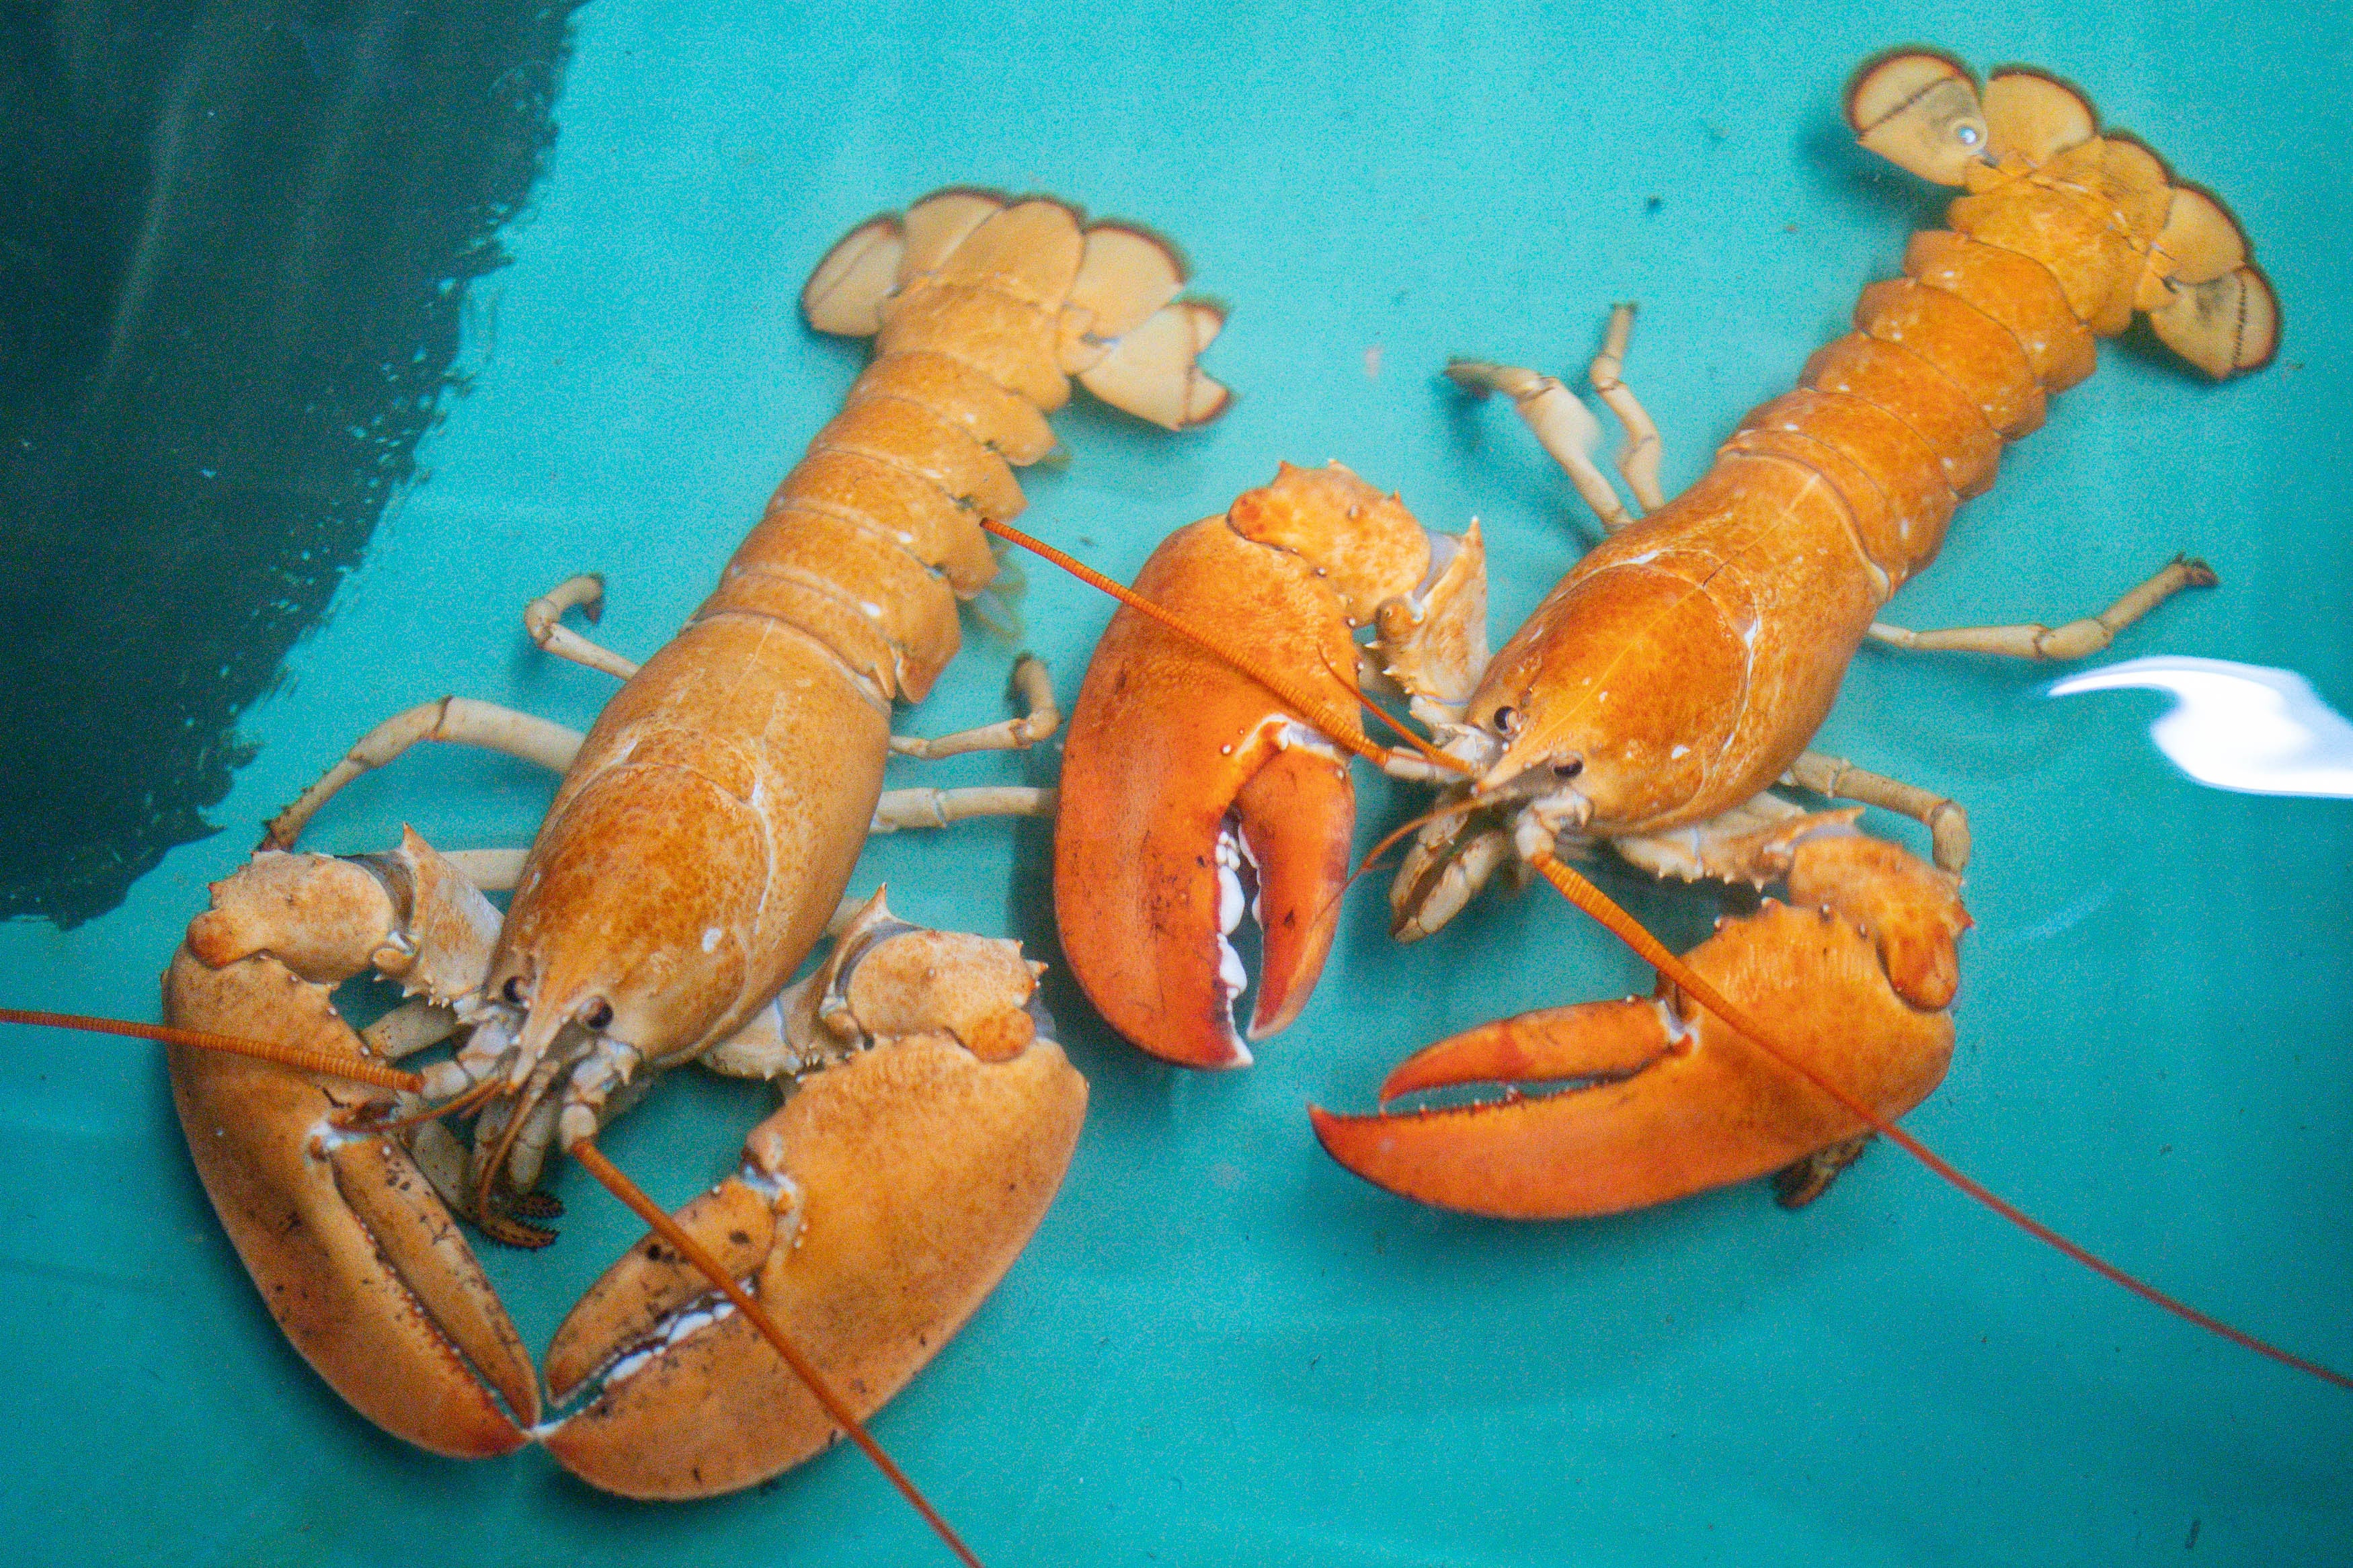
[1981,69,2097,164]
[801,216,906,337]
[2148,263,2280,378]
[1078,298,1233,429]
[1846,51,1987,185]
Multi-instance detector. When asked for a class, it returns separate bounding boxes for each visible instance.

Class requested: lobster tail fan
[2148,263,2280,378]
[1078,298,1234,429]
[1845,51,1987,185]
[801,216,907,337]
[2138,185,2278,377]
[894,188,1010,279]
[1979,69,2096,163]
[1062,222,1191,358]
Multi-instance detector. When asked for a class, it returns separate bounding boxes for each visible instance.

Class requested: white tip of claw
[1078,298,1232,429]
[801,216,905,336]
[1845,50,1986,186]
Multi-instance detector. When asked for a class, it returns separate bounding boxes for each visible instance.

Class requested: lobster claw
[165,835,537,1456]
[1313,831,1970,1217]
[1055,463,1487,1068]
[541,893,1085,1499]
[1052,509,1358,1068]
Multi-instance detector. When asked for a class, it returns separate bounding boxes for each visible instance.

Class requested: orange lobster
[8,188,1230,1563]
[1046,55,2282,1223]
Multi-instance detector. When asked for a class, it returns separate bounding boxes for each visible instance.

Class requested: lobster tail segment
[1847,51,2277,380]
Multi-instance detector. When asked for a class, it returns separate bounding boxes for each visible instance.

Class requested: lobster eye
[582,999,614,1032]
[502,976,526,1006]
[1554,757,1584,779]
[1492,706,1521,737]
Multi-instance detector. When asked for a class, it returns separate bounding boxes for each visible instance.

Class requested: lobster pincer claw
[165,835,538,1458]
[541,893,1085,1499]
[1055,462,1488,1068]
[1312,830,1969,1218]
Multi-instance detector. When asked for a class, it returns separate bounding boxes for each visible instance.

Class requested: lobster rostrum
[15,188,1230,1551]
[1047,54,2283,1223]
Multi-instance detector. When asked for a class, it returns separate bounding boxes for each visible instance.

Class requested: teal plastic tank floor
[3,1,2348,1563]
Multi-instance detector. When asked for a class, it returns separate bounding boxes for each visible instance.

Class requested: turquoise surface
[5,2,2349,1563]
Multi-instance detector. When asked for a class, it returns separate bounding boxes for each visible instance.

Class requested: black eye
[502,977,526,1005]
[582,999,614,1032]
[1492,706,1520,737]
[1554,757,1584,778]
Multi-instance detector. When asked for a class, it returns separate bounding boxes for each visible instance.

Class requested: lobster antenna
[1310,639,1466,768]
[568,1141,986,1567]
[337,1072,506,1136]
[981,518,1465,772]
[0,1007,991,1558]
[1525,850,2353,1392]
[0,1007,424,1094]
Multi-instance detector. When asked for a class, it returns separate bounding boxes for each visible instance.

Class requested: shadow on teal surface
[0,0,584,924]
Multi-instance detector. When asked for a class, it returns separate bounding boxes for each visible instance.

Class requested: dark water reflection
[0,0,584,923]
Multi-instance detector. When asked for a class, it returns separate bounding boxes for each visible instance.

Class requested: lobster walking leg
[526,574,639,679]
[1587,303,1667,511]
[871,785,1055,832]
[264,699,585,848]
[890,653,1060,757]
[1447,304,1668,532]
[1867,554,2219,660]
[1784,749,1971,872]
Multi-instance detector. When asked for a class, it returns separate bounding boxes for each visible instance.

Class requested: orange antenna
[1525,850,2353,1392]
[1353,792,1491,888]
[1310,638,1466,769]
[0,1007,423,1094]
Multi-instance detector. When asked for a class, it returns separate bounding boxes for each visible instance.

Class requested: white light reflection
[2048,656,2353,798]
